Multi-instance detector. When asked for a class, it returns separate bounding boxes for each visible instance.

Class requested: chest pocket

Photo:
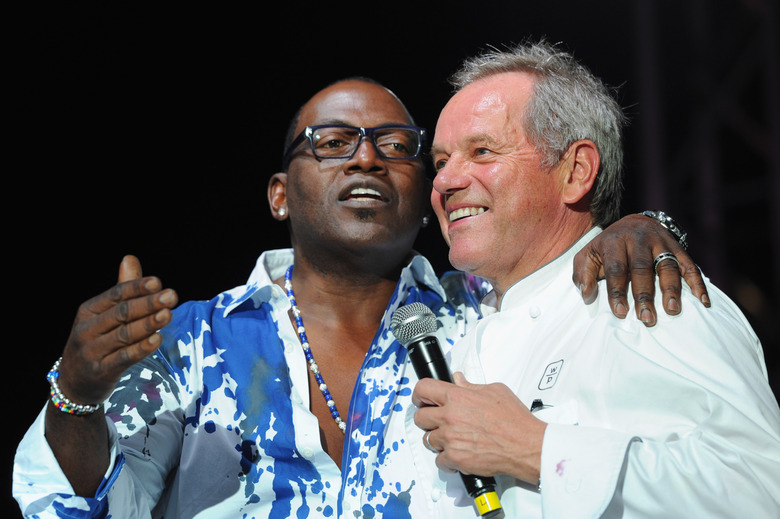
[532,399,579,426]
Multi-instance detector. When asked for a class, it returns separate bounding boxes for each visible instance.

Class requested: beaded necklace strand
[284,265,347,433]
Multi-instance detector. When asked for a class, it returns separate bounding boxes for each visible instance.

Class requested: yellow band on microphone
[474,490,502,516]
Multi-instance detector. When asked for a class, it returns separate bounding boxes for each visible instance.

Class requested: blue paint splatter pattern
[13,250,487,518]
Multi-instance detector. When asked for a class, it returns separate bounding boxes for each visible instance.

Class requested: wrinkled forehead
[433,72,535,147]
[296,81,414,134]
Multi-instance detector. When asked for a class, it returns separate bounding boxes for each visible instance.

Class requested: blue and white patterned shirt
[13,249,487,518]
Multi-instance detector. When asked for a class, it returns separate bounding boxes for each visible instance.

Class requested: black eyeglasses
[281,124,427,170]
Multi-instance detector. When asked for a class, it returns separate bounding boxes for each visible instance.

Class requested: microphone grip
[409,337,503,517]
[408,337,454,383]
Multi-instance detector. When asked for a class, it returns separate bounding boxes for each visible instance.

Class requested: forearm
[540,414,780,517]
[44,400,111,497]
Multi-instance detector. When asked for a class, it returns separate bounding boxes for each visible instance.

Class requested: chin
[447,247,481,276]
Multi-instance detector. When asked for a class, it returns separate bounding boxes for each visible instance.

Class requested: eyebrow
[431,132,500,157]
[310,119,412,128]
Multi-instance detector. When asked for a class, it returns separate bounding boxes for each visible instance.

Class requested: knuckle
[604,261,628,278]
[116,324,132,346]
[680,263,701,279]
[107,284,124,302]
[630,258,653,271]
[114,346,133,367]
[143,313,163,333]
[660,282,681,294]
[656,261,681,274]
[145,293,160,313]
[115,301,131,322]
[633,291,654,304]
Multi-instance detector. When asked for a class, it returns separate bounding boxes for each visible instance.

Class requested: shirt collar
[220,248,446,317]
[480,226,603,314]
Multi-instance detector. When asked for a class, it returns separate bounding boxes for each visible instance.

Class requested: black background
[8,2,778,515]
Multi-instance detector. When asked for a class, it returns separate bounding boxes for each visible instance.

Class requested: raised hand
[56,255,178,406]
[45,255,177,497]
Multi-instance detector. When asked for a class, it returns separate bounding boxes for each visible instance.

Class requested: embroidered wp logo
[538,360,564,390]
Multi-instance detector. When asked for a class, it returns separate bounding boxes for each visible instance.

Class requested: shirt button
[302,447,314,458]
[431,487,442,501]
[529,305,541,319]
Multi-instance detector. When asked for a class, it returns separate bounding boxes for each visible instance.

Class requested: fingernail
[149,333,161,345]
[614,302,628,317]
[640,308,654,323]
[667,297,680,313]
[154,309,168,323]
[702,294,711,307]
[159,290,174,305]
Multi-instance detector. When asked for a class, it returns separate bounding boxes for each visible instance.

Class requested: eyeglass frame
[281,124,427,170]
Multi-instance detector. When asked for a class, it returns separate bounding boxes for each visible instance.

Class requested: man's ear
[559,139,600,205]
[268,173,289,220]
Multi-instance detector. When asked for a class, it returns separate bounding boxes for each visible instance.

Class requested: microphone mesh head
[390,302,438,346]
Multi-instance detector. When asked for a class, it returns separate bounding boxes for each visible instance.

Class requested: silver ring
[423,430,439,453]
[653,252,679,272]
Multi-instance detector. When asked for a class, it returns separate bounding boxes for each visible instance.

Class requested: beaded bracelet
[47,357,102,416]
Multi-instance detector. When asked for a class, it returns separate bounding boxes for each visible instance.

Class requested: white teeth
[349,187,382,199]
[448,207,485,222]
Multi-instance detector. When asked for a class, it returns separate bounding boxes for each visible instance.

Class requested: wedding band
[653,252,679,272]
[423,430,439,453]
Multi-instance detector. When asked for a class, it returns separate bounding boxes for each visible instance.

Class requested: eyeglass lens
[311,126,420,160]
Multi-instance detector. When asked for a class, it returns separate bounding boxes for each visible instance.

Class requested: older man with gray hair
[410,40,780,517]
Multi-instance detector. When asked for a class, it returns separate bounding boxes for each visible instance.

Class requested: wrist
[47,357,103,416]
[640,210,688,250]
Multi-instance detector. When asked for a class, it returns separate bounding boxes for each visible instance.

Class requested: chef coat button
[431,487,442,501]
[302,447,314,458]
[529,305,541,319]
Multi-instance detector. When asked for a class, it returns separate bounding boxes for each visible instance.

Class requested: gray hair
[449,41,626,227]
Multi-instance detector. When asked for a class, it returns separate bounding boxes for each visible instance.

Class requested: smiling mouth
[345,187,384,201]
[448,207,486,222]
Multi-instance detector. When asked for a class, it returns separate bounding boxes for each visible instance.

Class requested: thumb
[452,371,474,388]
[572,246,602,305]
[118,255,143,284]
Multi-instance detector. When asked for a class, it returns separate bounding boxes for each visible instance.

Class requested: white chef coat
[406,228,780,518]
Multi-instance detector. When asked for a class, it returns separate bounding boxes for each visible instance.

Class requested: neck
[276,249,410,329]
[489,218,594,306]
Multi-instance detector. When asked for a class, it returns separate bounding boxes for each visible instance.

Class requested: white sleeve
[13,353,187,518]
[12,404,157,518]
[539,283,780,518]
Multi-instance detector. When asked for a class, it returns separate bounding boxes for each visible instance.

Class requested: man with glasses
[281,124,427,170]
[14,77,705,518]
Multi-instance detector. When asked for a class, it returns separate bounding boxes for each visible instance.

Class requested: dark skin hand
[45,255,178,496]
[574,214,710,327]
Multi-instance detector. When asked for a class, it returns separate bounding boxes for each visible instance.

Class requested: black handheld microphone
[391,302,502,518]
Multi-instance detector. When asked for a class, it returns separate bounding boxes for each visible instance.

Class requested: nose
[432,156,469,194]
[344,136,387,175]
